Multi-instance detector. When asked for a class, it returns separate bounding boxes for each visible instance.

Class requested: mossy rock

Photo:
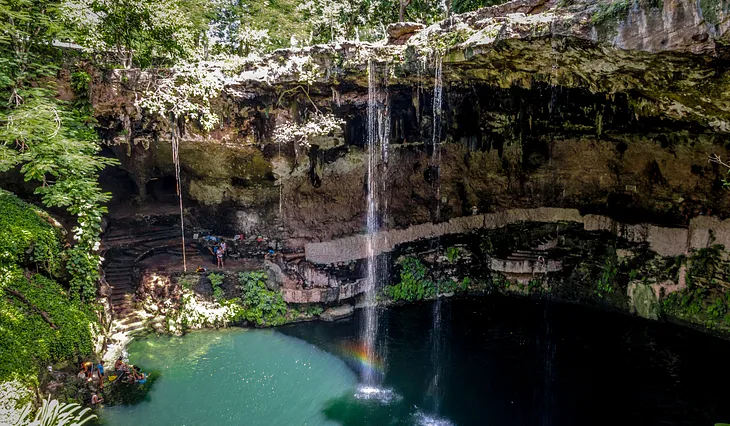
[628,282,660,320]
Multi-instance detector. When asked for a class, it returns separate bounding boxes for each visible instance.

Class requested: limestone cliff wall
[87,0,730,256]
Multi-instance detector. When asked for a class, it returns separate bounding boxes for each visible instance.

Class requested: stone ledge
[305,207,726,265]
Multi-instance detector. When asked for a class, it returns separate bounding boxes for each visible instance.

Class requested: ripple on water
[413,411,456,426]
[353,385,402,404]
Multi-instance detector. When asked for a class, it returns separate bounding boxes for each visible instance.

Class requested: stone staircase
[102,225,184,335]
[505,248,549,263]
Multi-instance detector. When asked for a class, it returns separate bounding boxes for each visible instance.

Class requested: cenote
[7,0,730,424]
[100,297,730,426]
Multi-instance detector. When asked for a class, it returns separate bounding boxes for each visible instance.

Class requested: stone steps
[102,223,188,337]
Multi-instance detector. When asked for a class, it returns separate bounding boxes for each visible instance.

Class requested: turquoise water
[101,329,357,426]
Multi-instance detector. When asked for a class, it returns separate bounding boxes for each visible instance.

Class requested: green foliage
[0,265,96,384]
[0,0,117,300]
[305,304,324,316]
[63,0,214,68]
[445,247,460,264]
[14,395,96,426]
[433,276,472,294]
[211,0,308,55]
[699,0,724,27]
[298,0,445,44]
[209,272,225,301]
[492,273,511,289]
[0,191,64,276]
[591,0,632,25]
[452,0,507,13]
[236,271,288,326]
[662,246,730,329]
[385,256,435,302]
[527,278,542,293]
[707,297,727,319]
[595,257,618,298]
[178,274,199,289]
[0,191,96,384]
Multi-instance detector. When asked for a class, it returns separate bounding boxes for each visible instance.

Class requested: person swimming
[91,393,104,405]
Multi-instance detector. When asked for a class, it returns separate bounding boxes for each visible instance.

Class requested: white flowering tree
[273,113,345,149]
[137,60,226,131]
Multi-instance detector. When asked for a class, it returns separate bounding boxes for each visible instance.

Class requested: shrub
[209,273,225,301]
[385,257,435,302]
[237,272,288,326]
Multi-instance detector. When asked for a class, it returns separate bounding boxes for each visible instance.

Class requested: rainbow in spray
[340,342,385,377]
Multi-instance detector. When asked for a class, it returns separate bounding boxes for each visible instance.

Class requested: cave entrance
[146,176,179,204]
[97,147,139,203]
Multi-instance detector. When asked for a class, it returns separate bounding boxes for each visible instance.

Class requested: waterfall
[427,55,445,414]
[431,56,444,222]
[361,58,390,387]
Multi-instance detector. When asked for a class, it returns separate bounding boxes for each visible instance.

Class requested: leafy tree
[0,0,116,299]
[451,0,505,14]
[375,0,444,27]
[298,0,444,43]
[62,0,213,68]
[211,0,308,55]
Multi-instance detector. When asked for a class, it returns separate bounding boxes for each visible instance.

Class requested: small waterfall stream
[427,55,446,417]
[361,58,390,390]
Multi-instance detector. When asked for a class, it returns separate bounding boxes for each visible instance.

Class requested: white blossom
[273,113,345,149]
[137,60,226,131]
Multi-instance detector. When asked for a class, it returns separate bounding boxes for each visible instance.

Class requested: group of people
[77,361,105,406]
[114,356,147,384]
[208,240,228,268]
[76,356,148,407]
[77,361,105,390]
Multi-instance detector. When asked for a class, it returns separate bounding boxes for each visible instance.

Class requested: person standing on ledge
[216,246,225,268]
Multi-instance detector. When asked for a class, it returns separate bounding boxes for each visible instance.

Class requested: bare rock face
[386,22,426,45]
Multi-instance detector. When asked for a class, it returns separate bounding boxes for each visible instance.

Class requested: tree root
[5,288,58,329]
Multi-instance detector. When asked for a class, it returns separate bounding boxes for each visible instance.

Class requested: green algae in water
[100,329,357,426]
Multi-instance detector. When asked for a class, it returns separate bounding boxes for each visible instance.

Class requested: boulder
[321,304,354,321]
[386,22,426,45]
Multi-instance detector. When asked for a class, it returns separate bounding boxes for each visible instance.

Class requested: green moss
[699,0,726,27]
[0,190,97,385]
[0,189,65,277]
[591,0,633,25]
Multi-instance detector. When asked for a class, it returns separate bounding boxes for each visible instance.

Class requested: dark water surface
[103,296,730,426]
[281,297,730,426]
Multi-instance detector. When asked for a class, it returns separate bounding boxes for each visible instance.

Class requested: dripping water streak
[427,56,444,413]
[431,56,444,223]
[171,115,187,272]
